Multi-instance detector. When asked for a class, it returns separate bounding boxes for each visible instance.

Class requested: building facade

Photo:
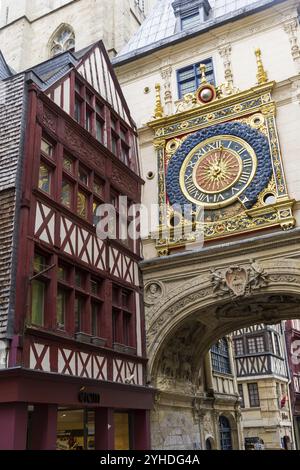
[233,323,294,449]
[0,42,154,450]
[0,0,156,71]
[114,0,300,450]
[285,319,300,448]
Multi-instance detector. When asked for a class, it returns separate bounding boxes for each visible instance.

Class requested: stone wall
[0,0,157,71]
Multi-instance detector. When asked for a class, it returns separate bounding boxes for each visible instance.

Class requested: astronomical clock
[149,51,295,256]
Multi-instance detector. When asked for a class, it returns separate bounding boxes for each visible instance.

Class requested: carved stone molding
[218,43,239,96]
[160,65,173,116]
[283,18,300,72]
[145,281,164,305]
[145,258,300,377]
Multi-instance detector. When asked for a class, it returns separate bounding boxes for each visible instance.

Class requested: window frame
[177,58,215,99]
[248,382,260,407]
[211,338,231,375]
[111,284,134,347]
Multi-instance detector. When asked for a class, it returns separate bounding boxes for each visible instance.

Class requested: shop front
[0,369,154,450]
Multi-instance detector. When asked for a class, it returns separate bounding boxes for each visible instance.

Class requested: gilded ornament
[255,48,268,84]
[153,83,164,119]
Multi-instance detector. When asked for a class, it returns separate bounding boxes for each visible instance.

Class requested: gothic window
[211,338,231,375]
[50,25,75,57]
[219,416,232,450]
[177,59,214,98]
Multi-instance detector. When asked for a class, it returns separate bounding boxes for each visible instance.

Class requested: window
[61,179,73,208]
[50,25,75,57]
[93,201,101,227]
[111,134,118,155]
[274,334,281,356]
[112,308,119,344]
[177,59,214,98]
[75,270,84,289]
[247,336,265,354]
[234,339,244,356]
[96,118,104,143]
[211,338,231,374]
[75,97,82,124]
[38,162,51,194]
[75,296,84,333]
[77,191,88,219]
[112,285,133,347]
[78,166,89,186]
[123,313,131,346]
[181,11,200,30]
[238,384,245,408]
[91,303,101,337]
[248,383,260,407]
[93,177,105,199]
[86,108,93,132]
[31,280,45,326]
[31,253,49,327]
[57,288,66,329]
[219,416,232,450]
[63,154,74,173]
[41,139,53,158]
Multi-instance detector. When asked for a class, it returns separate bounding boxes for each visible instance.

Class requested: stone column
[95,408,115,450]
[283,18,300,73]
[218,43,238,96]
[0,403,28,450]
[160,66,173,116]
[204,352,214,393]
[30,404,57,450]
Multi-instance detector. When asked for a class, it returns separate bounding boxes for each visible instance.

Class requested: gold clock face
[180,135,257,209]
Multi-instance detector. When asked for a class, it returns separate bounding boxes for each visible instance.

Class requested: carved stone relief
[211,260,268,298]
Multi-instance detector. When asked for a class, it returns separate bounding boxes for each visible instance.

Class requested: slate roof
[114,0,283,64]
[0,74,26,336]
[0,51,13,80]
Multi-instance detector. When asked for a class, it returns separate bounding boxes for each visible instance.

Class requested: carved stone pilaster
[283,18,300,72]
[160,66,173,116]
[218,44,239,96]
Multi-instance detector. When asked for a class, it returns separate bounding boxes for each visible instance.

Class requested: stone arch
[218,412,239,450]
[205,436,215,450]
[146,258,300,385]
[48,23,75,57]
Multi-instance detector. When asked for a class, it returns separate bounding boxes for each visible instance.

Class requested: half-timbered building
[285,319,300,448]
[0,42,154,450]
[232,324,293,449]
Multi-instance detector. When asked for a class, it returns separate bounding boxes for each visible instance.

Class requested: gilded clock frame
[179,134,257,208]
[148,81,295,256]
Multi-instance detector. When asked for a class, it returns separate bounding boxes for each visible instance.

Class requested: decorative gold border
[179,135,257,209]
[149,82,295,255]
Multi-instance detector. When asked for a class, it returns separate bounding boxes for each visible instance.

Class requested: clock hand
[217,145,224,164]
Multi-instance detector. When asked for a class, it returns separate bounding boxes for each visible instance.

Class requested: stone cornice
[140,227,300,273]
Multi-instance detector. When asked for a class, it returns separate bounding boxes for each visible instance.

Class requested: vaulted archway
[142,230,300,450]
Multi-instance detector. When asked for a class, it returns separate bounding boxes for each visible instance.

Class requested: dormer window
[181,10,200,30]
[172,0,212,32]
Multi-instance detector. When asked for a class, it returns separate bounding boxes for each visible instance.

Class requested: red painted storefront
[0,42,154,450]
